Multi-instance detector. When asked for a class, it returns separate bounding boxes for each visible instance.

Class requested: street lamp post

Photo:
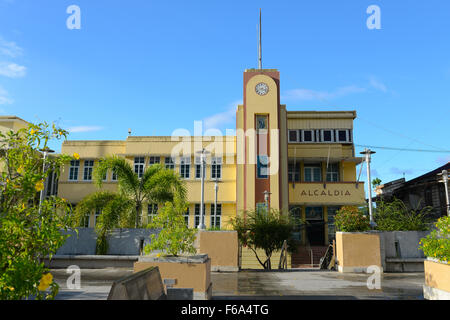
[360,148,376,227]
[438,169,450,217]
[38,147,55,214]
[196,148,210,230]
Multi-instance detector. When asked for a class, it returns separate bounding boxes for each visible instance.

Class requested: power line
[355,144,450,153]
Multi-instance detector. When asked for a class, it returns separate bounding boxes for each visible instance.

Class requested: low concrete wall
[240,247,292,270]
[56,228,159,256]
[197,231,239,272]
[44,255,139,269]
[424,259,450,300]
[134,255,212,300]
[379,231,431,272]
[336,232,382,273]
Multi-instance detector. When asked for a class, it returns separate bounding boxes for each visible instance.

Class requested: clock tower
[236,69,289,214]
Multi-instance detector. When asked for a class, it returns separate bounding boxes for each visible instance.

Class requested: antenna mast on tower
[258,8,262,69]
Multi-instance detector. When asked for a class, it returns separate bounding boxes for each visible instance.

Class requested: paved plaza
[52,268,425,300]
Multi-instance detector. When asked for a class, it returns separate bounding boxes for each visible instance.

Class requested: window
[83,160,94,181]
[194,204,206,228]
[165,157,175,170]
[302,130,315,142]
[134,157,145,178]
[327,206,340,241]
[304,164,322,182]
[211,157,222,180]
[256,115,268,130]
[288,162,301,182]
[256,202,267,214]
[184,207,190,227]
[289,206,302,241]
[305,207,324,220]
[336,130,350,143]
[149,156,160,166]
[180,157,191,179]
[81,213,90,228]
[326,163,340,182]
[257,155,269,179]
[321,130,334,143]
[194,157,203,179]
[148,204,158,223]
[111,170,118,181]
[210,204,222,229]
[69,160,80,181]
[288,130,299,143]
[95,209,102,226]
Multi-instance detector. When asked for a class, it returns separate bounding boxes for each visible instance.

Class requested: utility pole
[38,147,55,215]
[360,148,376,227]
[438,169,450,216]
[196,148,210,230]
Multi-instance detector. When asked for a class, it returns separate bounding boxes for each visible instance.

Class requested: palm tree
[93,156,186,228]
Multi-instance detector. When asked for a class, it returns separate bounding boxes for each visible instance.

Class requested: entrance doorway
[305,207,325,246]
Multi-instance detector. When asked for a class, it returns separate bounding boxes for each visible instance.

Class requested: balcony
[288,181,366,206]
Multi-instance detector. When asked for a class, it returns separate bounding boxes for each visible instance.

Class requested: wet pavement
[52,268,425,300]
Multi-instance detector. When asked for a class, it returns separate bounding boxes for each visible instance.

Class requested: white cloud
[369,76,388,92]
[0,86,13,105]
[0,62,26,78]
[68,126,104,133]
[0,36,23,58]
[283,85,366,101]
[202,100,241,131]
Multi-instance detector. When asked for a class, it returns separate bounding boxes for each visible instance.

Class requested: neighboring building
[0,115,29,135]
[375,162,450,218]
[57,68,366,249]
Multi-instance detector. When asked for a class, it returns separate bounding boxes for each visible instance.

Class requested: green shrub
[419,216,450,263]
[374,199,431,231]
[144,198,197,257]
[335,206,371,232]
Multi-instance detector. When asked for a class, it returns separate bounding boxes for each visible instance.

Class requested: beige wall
[134,259,211,293]
[336,232,382,273]
[240,246,291,270]
[198,231,239,270]
[425,260,450,293]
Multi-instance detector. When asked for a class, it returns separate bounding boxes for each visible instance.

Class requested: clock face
[255,82,269,96]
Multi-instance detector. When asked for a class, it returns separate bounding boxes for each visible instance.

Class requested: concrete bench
[107,266,194,300]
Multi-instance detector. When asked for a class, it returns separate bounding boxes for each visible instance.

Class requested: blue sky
[0,0,449,185]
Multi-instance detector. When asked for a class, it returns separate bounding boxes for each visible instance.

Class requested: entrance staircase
[291,246,328,268]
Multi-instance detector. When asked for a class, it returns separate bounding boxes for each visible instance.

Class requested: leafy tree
[144,197,197,257]
[230,209,297,270]
[93,157,187,228]
[372,178,382,189]
[374,198,432,231]
[73,191,134,254]
[0,122,73,299]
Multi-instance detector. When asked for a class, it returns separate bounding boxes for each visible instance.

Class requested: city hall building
[56,68,367,257]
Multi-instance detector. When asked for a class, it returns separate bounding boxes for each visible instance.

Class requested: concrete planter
[423,258,450,300]
[134,254,212,300]
[379,231,430,272]
[197,231,239,272]
[336,231,383,273]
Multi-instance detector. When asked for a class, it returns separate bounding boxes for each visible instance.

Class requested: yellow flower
[38,273,53,291]
[35,180,45,192]
[30,129,36,135]
[73,153,80,160]
[156,253,161,258]
[17,166,24,175]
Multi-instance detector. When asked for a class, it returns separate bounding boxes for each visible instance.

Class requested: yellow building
[54,68,366,254]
